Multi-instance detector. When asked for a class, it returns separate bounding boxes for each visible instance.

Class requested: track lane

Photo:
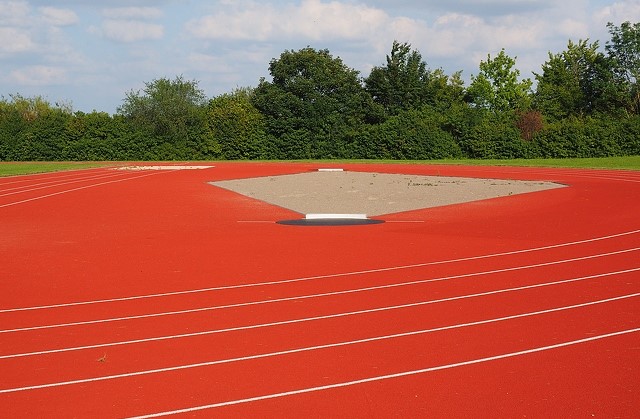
[2,227,638,317]
[0,167,115,185]
[188,330,639,419]
[1,300,637,417]
[0,163,638,417]
[1,269,637,392]
[0,170,127,195]
[1,246,637,350]
[0,169,169,209]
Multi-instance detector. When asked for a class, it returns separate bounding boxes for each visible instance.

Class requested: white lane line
[0,171,127,195]
[0,170,168,209]
[2,270,638,360]
[237,221,274,223]
[450,167,640,183]
[1,294,637,394]
[3,229,640,313]
[0,167,112,185]
[555,171,640,183]
[2,250,638,333]
[2,244,638,333]
[128,327,640,418]
[586,176,640,183]
[116,165,214,171]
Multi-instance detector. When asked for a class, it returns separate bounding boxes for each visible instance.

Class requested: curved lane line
[0,170,170,209]
[0,171,128,195]
[127,327,640,418]
[1,248,638,333]
[3,230,639,313]
[0,167,113,185]
[1,294,637,393]
[1,270,638,358]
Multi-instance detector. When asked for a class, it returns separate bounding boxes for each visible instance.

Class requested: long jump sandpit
[211,169,565,220]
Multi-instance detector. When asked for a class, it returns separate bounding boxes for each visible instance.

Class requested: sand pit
[211,170,565,217]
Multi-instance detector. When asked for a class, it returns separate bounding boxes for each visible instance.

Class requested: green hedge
[357,107,462,159]
[459,114,532,159]
[535,116,624,158]
[2,103,640,161]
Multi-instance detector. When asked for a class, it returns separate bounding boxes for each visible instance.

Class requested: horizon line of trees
[2,21,640,161]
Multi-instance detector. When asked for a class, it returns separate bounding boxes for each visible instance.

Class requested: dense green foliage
[252,47,381,159]
[2,22,640,161]
[206,88,272,159]
[468,49,533,112]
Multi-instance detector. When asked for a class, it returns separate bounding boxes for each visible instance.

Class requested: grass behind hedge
[1,156,639,177]
[426,156,640,170]
[0,162,111,177]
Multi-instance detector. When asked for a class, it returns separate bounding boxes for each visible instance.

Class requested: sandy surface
[211,170,564,217]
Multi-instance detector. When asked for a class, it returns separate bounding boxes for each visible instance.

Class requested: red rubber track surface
[1,162,639,418]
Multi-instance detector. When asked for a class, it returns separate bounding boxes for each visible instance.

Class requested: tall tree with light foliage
[534,40,617,119]
[118,76,207,143]
[606,21,640,114]
[365,41,465,116]
[467,49,532,113]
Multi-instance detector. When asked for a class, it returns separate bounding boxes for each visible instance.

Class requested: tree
[117,76,207,156]
[606,21,640,113]
[365,41,429,115]
[365,41,464,116]
[207,88,271,159]
[2,94,70,122]
[467,49,532,113]
[425,68,466,110]
[0,95,73,161]
[534,39,620,119]
[252,47,379,158]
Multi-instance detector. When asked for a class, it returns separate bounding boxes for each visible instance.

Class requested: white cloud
[186,0,390,41]
[100,19,164,42]
[0,0,30,25]
[393,11,547,68]
[93,6,165,43]
[292,0,388,39]
[385,16,424,46]
[9,65,67,85]
[38,7,78,26]
[0,2,79,57]
[102,7,163,20]
[431,0,555,15]
[594,1,640,25]
[556,18,589,38]
[184,0,579,75]
[0,26,33,53]
[427,13,484,56]
[366,0,556,15]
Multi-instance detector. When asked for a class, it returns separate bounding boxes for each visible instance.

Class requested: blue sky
[1,0,638,114]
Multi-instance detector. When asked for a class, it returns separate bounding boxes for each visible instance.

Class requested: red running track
[0,162,639,418]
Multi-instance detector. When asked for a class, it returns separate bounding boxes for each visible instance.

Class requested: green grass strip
[0,162,112,177]
[296,156,640,170]
[431,156,640,170]
[1,156,639,178]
